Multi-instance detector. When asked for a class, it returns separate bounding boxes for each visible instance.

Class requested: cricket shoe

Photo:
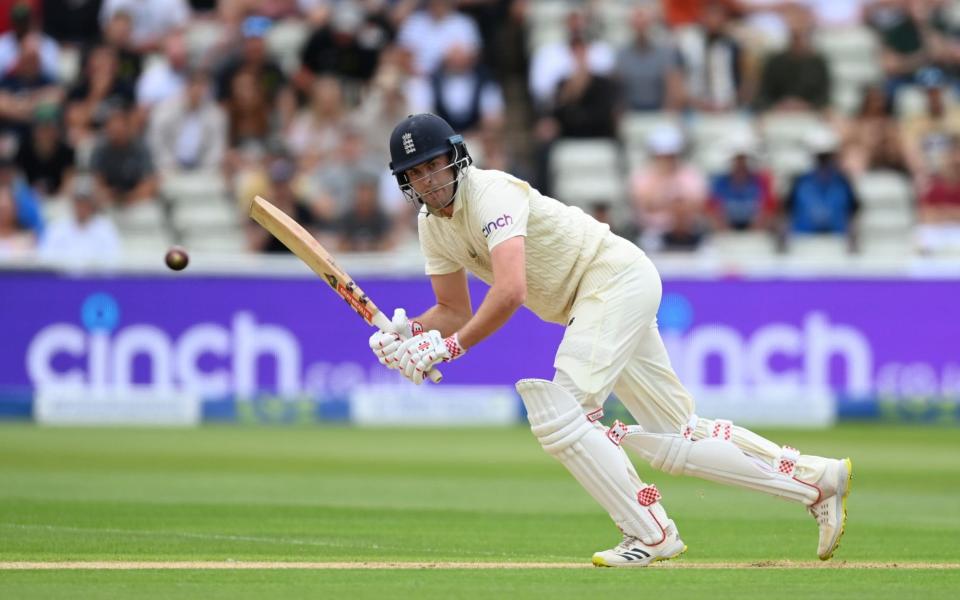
[808,457,853,560]
[591,522,687,567]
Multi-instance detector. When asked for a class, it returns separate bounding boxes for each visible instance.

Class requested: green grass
[0,424,958,598]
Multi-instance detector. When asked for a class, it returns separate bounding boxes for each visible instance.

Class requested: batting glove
[368,308,424,370]
[393,330,466,385]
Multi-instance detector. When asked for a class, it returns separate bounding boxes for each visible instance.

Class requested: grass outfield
[0,423,958,598]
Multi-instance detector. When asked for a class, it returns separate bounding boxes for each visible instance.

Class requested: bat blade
[249,195,441,382]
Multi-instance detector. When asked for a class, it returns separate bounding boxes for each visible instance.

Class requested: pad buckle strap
[681,413,699,441]
[710,419,733,442]
[586,408,604,423]
[777,445,800,477]
[607,420,628,446]
[637,484,662,507]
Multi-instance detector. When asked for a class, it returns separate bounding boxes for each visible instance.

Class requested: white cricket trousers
[553,254,830,483]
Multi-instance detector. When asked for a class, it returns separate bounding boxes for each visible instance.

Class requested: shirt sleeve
[475,177,529,251]
[418,214,462,276]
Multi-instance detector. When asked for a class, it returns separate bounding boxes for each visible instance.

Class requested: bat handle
[372,312,443,384]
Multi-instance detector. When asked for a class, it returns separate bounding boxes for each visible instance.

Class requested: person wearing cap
[15,102,76,198]
[214,15,288,104]
[709,132,777,232]
[37,175,122,267]
[784,128,860,250]
[628,124,708,251]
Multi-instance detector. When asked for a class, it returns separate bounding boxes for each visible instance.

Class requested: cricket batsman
[369,113,853,567]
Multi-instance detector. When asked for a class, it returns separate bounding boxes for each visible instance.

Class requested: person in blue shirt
[785,129,860,251]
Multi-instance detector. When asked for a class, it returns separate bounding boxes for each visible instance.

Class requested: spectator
[0,32,62,136]
[102,9,143,88]
[135,31,189,109]
[532,38,620,194]
[296,1,394,91]
[351,55,418,163]
[682,2,749,112]
[38,175,122,267]
[840,84,909,176]
[338,173,394,252]
[247,156,334,252]
[0,181,35,259]
[755,20,830,111]
[397,0,481,76]
[629,125,709,252]
[285,75,347,169]
[0,153,43,237]
[43,0,103,47]
[65,45,135,144]
[917,134,960,254]
[310,124,381,215]
[147,67,226,172]
[214,15,290,117]
[615,5,685,112]
[225,69,272,151]
[551,39,620,138]
[15,103,76,198]
[863,0,960,98]
[410,44,505,136]
[90,103,158,205]
[529,8,615,110]
[0,2,60,81]
[99,0,191,54]
[901,68,960,183]
[784,129,860,249]
[710,134,777,231]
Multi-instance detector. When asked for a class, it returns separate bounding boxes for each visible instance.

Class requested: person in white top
[397,0,482,76]
[38,176,122,268]
[99,0,191,53]
[367,113,854,567]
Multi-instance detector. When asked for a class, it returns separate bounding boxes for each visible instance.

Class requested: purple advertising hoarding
[1,272,958,422]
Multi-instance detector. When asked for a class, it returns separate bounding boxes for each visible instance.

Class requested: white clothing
[38,214,122,267]
[397,10,481,76]
[136,61,185,107]
[0,32,60,80]
[100,0,190,47]
[528,40,616,107]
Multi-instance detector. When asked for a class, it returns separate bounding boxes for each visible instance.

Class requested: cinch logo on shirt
[482,214,513,237]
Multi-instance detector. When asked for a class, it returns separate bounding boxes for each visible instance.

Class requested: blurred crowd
[0,0,958,268]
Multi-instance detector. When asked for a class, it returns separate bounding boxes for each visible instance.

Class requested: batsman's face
[405,155,456,209]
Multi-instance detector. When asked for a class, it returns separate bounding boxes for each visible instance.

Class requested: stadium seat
[110,202,166,231]
[761,114,831,150]
[686,113,755,148]
[855,171,914,210]
[620,112,682,153]
[550,138,622,176]
[170,201,239,233]
[553,173,624,208]
[182,229,248,253]
[787,234,850,258]
[57,46,80,86]
[119,230,173,257]
[185,19,225,65]
[709,231,778,258]
[161,171,230,205]
[266,20,311,74]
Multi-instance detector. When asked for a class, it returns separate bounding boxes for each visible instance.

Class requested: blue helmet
[388,113,472,207]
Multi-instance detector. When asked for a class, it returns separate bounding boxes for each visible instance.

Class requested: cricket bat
[249,195,442,383]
